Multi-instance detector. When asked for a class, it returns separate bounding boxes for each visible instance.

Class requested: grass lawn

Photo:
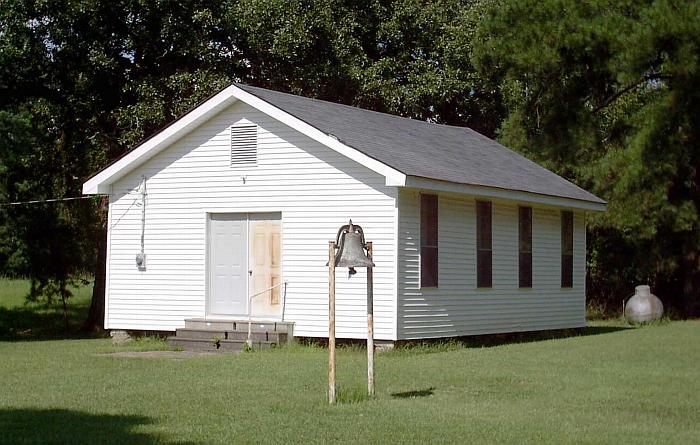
[0,279,698,444]
[0,277,93,339]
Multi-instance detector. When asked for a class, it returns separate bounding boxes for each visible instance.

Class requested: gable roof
[83,83,605,210]
[237,84,604,206]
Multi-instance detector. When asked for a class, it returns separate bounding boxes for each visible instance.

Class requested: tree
[473,0,700,313]
[358,0,501,134]
[0,0,241,330]
[229,0,500,133]
[0,0,503,332]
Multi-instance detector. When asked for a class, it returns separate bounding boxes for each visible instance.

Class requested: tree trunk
[61,290,69,334]
[82,198,108,332]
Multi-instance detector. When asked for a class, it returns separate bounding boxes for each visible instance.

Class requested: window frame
[561,210,574,288]
[476,200,493,289]
[420,194,439,288]
[518,206,533,289]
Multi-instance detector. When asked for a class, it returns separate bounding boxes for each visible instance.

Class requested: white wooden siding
[397,189,586,339]
[106,100,398,339]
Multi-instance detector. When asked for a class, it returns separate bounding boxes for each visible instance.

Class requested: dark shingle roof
[237,84,604,204]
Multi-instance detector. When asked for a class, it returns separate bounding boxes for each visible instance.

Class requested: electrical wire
[0,196,96,207]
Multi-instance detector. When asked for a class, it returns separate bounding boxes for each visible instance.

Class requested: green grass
[0,277,93,339]
[0,279,698,444]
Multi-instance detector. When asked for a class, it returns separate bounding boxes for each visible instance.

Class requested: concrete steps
[167,319,294,352]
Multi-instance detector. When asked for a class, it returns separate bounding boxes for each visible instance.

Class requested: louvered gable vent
[230,124,257,167]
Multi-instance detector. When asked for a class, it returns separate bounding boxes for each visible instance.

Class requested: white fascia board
[406,176,607,212]
[229,85,406,187]
[82,85,240,195]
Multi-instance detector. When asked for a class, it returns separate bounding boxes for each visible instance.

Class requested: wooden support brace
[328,241,336,405]
[366,241,375,397]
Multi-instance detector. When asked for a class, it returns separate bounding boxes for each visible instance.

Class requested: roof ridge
[235,83,482,134]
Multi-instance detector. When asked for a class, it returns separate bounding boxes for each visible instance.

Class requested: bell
[332,220,375,274]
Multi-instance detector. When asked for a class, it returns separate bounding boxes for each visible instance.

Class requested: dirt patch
[99,350,235,359]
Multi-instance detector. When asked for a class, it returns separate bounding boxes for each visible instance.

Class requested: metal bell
[333,220,375,274]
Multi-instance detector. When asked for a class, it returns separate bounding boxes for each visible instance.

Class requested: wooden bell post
[328,221,375,405]
[328,241,337,404]
[366,241,374,396]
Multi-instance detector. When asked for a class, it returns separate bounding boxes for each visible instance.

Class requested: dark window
[561,211,574,288]
[420,194,438,288]
[519,206,533,288]
[476,201,492,288]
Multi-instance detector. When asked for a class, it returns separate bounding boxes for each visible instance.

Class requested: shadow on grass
[0,408,197,445]
[458,325,633,348]
[391,387,435,399]
[392,325,633,352]
[0,299,95,341]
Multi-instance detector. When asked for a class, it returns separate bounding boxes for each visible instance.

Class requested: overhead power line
[0,196,96,207]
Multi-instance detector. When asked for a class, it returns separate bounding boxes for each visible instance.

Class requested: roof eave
[405,176,606,212]
[83,85,240,195]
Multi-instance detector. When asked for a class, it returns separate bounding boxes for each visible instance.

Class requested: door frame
[205,211,283,319]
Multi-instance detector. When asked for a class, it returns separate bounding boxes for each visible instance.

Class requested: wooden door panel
[249,215,282,317]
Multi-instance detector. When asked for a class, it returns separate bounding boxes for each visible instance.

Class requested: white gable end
[83,85,406,195]
[105,100,399,338]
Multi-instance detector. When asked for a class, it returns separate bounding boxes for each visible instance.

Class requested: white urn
[624,285,664,324]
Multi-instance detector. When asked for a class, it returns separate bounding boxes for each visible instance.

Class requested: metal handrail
[248,280,287,300]
[247,280,288,347]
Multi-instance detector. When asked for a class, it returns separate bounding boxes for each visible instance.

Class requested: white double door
[208,213,281,317]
